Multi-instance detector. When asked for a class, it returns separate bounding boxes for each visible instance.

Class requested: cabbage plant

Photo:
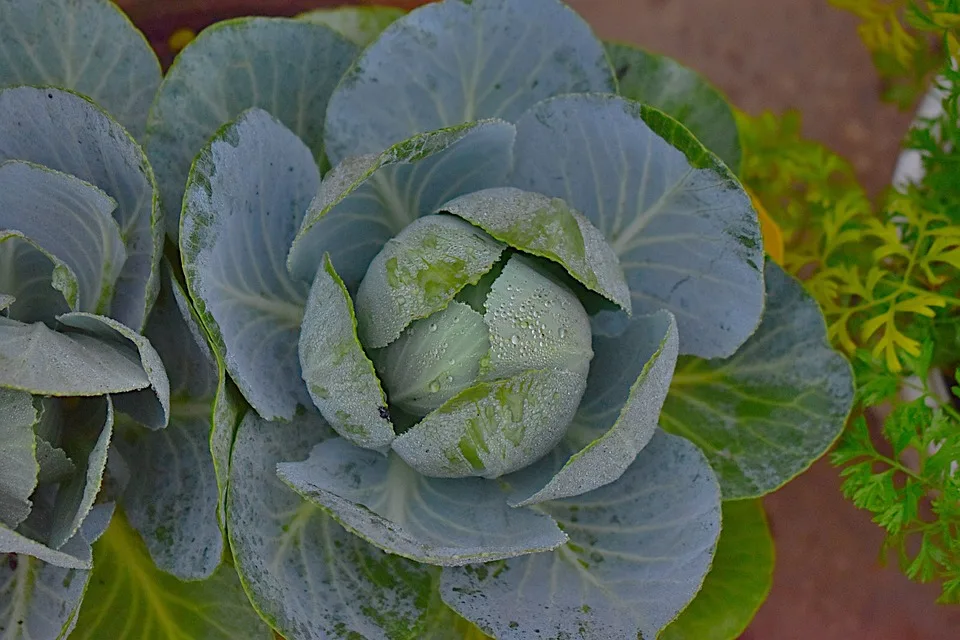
[0,0,856,638]
[146,0,854,638]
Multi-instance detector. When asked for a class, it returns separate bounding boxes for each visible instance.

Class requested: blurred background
[114,1,960,637]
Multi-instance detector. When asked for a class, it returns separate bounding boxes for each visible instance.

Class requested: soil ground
[118,1,960,637]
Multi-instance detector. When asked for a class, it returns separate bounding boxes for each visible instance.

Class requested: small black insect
[378,406,390,420]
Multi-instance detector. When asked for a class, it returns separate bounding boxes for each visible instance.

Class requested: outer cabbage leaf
[70,513,272,640]
[287,120,515,291]
[507,310,678,506]
[228,410,462,639]
[297,5,404,46]
[47,396,112,550]
[660,500,773,640]
[56,312,169,430]
[118,267,222,580]
[277,438,567,566]
[0,87,162,331]
[606,41,742,174]
[0,503,113,640]
[0,161,125,317]
[511,94,764,359]
[146,17,357,240]
[441,430,721,640]
[0,0,161,138]
[0,388,38,529]
[0,316,149,397]
[181,108,318,421]
[324,0,614,162]
[0,231,73,324]
[661,262,855,498]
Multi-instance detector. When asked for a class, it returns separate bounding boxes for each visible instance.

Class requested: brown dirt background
[116,1,960,637]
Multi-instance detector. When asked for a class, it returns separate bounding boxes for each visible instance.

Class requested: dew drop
[558,327,567,338]
[429,380,441,393]
[510,335,520,345]
[428,323,438,333]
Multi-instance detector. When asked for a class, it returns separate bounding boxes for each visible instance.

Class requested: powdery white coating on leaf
[0,0,161,139]
[48,396,113,550]
[507,310,678,506]
[300,254,394,451]
[287,120,516,290]
[661,262,855,498]
[145,17,357,240]
[0,161,125,317]
[278,438,567,566]
[0,87,162,331]
[373,300,490,417]
[0,503,112,639]
[297,6,404,46]
[180,108,317,421]
[57,312,170,430]
[0,317,149,396]
[510,94,764,359]
[323,0,614,162]
[0,388,38,529]
[356,214,505,348]
[481,254,593,380]
[441,430,722,640]
[440,187,631,313]
[0,231,73,324]
[228,411,446,639]
[392,368,587,479]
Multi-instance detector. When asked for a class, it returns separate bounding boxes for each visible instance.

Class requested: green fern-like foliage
[737,57,960,598]
[829,0,959,106]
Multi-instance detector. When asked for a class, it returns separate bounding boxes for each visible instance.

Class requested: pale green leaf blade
[287,120,516,290]
[228,411,449,639]
[660,499,773,640]
[372,300,489,417]
[297,5,404,46]
[441,187,631,312]
[441,430,721,640]
[300,254,394,450]
[507,310,679,506]
[181,108,318,421]
[392,368,587,479]
[0,0,161,139]
[0,317,149,396]
[48,396,112,549]
[0,505,112,639]
[57,312,170,430]
[146,17,357,240]
[356,214,505,348]
[117,407,221,581]
[35,439,74,485]
[480,253,593,380]
[324,0,614,162]
[277,438,567,566]
[0,161,125,317]
[70,513,272,640]
[606,41,742,173]
[0,231,73,324]
[511,94,764,359]
[0,388,38,529]
[660,262,855,498]
[118,265,221,578]
[0,87,162,331]
[210,373,244,536]
[0,526,89,570]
